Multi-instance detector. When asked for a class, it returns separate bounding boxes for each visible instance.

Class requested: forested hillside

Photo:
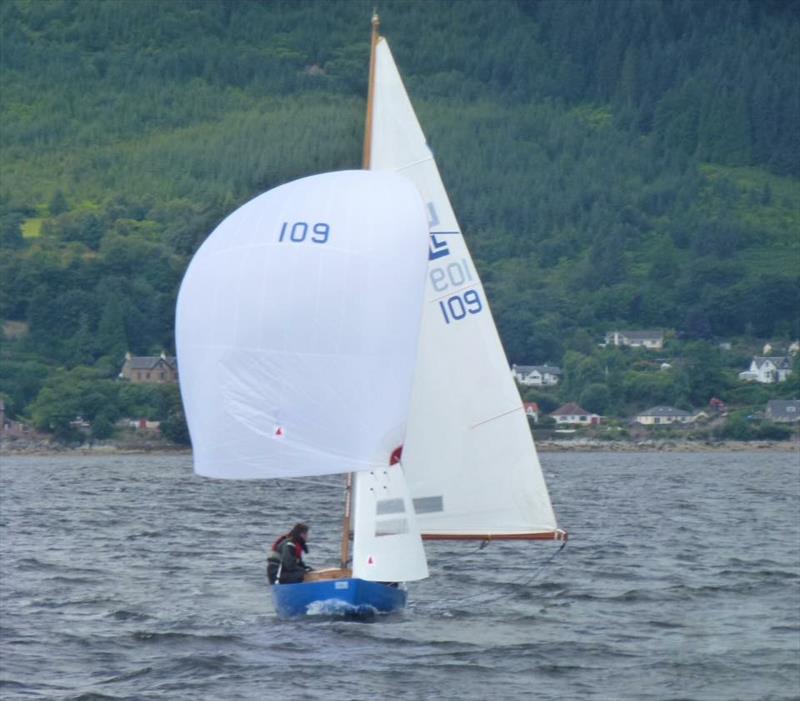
[1,0,798,438]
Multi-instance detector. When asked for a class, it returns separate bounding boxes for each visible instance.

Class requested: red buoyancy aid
[272,534,304,559]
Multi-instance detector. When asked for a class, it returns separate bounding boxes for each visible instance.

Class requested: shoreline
[535,439,799,452]
[1,438,798,457]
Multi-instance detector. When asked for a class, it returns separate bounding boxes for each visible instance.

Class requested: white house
[523,402,540,423]
[511,364,561,386]
[634,406,697,425]
[605,330,664,350]
[738,356,793,384]
[765,400,800,423]
[551,403,600,426]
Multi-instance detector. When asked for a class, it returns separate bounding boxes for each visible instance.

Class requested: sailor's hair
[290,522,309,540]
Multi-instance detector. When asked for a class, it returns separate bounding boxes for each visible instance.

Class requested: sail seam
[394,156,435,173]
[430,282,479,303]
[469,406,523,429]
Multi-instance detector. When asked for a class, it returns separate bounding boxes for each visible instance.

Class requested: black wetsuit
[266,536,310,584]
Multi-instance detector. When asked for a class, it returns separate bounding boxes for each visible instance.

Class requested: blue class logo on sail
[429,233,449,260]
[427,202,450,260]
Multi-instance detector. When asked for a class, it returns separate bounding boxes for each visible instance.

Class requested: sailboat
[176,14,566,619]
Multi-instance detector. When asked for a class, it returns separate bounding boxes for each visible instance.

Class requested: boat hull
[271,578,406,618]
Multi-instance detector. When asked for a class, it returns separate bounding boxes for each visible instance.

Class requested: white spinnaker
[176,170,430,480]
[352,465,428,582]
[369,38,558,536]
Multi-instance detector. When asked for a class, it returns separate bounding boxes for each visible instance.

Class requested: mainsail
[367,34,563,540]
[176,170,430,481]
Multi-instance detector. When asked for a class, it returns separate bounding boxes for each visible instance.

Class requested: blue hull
[271,578,407,618]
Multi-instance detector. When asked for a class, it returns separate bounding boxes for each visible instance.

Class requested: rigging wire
[431,540,567,609]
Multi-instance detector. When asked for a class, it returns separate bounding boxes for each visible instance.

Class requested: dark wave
[130,630,241,645]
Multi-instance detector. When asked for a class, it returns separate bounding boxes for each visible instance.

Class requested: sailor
[267,522,312,584]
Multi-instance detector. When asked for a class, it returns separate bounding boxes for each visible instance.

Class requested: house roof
[753,356,791,369]
[766,400,800,420]
[552,402,590,416]
[607,330,664,340]
[523,402,539,412]
[637,405,693,417]
[125,355,177,370]
[513,364,561,375]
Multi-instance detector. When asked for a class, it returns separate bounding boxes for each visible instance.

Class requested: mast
[340,473,353,569]
[340,12,381,571]
[362,11,380,169]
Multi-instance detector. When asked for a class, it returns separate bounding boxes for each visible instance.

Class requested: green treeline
[0,0,798,434]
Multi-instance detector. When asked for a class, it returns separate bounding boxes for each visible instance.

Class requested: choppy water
[1,451,798,700]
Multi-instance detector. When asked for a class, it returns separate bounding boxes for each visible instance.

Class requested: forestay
[368,38,560,538]
[176,170,430,480]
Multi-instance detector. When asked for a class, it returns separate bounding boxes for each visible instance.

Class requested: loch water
[1,451,798,700]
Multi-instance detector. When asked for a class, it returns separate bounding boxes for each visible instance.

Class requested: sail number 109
[278,221,330,244]
[431,258,484,324]
[438,290,483,324]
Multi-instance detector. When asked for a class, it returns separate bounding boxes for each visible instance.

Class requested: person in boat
[267,522,312,584]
